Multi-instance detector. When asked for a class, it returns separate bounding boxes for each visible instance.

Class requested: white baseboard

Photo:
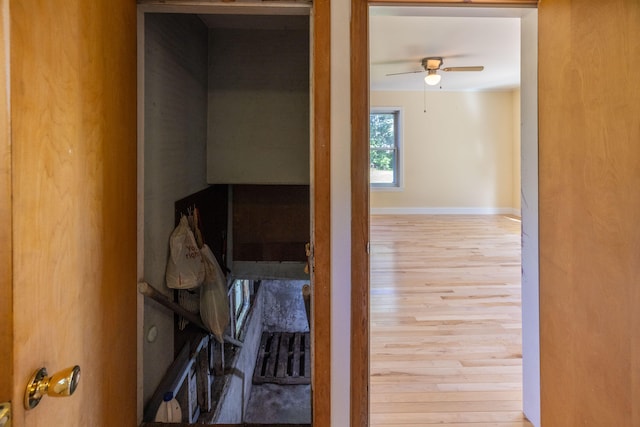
[370,207,520,215]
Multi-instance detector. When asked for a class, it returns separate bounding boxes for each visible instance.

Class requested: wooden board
[232,185,309,262]
[253,332,311,385]
[311,0,332,423]
[350,0,370,425]
[538,1,640,425]
[10,0,137,425]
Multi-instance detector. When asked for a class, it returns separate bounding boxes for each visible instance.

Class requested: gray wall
[206,28,310,184]
[143,13,209,405]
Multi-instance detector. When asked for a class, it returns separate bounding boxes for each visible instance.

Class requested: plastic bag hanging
[200,244,230,343]
[166,216,205,290]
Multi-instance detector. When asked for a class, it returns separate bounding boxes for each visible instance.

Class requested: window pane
[369,113,395,148]
[242,280,250,305]
[233,281,243,316]
[370,110,399,187]
[370,149,396,184]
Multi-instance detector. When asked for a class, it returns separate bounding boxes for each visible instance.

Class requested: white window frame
[228,278,253,340]
[370,107,403,190]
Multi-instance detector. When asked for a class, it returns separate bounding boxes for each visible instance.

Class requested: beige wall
[513,88,522,213]
[370,90,520,213]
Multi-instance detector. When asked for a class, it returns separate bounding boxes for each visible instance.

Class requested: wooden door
[9,1,137,426]
[539,1,640,425]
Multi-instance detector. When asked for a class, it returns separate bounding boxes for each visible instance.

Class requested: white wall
[370,90,519,214]
[521,9,540,427]
[331,0,352,424]
[142,12,209,407]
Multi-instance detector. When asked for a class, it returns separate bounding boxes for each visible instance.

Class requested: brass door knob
[24,366,81,410]
[0,402,10,427]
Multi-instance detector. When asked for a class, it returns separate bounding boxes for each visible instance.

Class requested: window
[229,279,253,339]
[370,109,401,188]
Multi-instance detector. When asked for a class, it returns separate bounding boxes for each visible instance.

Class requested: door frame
[0,0,12,405]
[136,2,331,425]
[349,1,538,425]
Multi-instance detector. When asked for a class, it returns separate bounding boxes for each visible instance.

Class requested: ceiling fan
[386,57,484,86]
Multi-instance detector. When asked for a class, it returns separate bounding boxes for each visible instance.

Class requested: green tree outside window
[370,111,399,186]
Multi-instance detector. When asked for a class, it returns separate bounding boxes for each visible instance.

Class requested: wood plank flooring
[369,215,532,427]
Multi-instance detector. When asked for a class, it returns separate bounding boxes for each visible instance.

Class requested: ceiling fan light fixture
[424,70,441,86]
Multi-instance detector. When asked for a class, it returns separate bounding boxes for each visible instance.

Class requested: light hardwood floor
[369,215,533,427]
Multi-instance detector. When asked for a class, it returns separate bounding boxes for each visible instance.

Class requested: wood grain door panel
[539,1,640,425]
[10,1,137,425]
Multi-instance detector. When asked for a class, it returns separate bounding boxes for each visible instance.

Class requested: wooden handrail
[137,281,242,347]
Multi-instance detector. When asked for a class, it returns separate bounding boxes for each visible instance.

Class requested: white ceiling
[370,7,526,92]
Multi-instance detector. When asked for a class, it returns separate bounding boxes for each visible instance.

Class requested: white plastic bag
[166,216,205,290]
[199,244,230,343]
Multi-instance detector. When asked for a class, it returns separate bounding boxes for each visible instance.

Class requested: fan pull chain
[423,80,427,113]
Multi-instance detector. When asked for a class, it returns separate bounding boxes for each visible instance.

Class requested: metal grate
[253,332,310,385]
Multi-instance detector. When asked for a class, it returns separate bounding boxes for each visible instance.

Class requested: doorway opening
[136,4,327,424]
[351,4,539,427]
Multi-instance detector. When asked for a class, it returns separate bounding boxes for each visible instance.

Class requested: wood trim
[137,2,311,16]
[0,0,12,403]
[350,0,370,425]
[350,1,538,426]
[312,0,331,424]
[138,0,309,4]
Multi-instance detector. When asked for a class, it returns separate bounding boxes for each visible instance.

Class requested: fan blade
[372,59,418,66]
[385,70,424,76]
[442,66,484,72]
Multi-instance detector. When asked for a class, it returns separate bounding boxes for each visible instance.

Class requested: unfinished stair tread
[253,331,311,385]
